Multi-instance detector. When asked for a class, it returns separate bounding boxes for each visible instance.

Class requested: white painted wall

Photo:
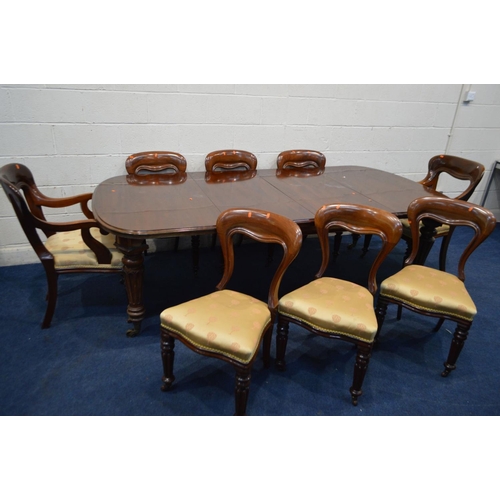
[1,84,499,266]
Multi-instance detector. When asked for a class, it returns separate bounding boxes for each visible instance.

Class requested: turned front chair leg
[234,367,251,416]
[350,343,372,406]
[442,322,470,377]
[161,330,176,391]
[374,298,388,343]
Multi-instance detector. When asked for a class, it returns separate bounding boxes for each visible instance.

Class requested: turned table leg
[115,236,149,337]
[415,218,441,266]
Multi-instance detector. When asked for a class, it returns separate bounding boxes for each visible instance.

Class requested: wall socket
[464,90,476,102]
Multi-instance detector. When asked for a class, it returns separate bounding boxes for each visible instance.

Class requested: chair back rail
[315,203,403,294]
[405,197,497,281]
[216,208,303,314]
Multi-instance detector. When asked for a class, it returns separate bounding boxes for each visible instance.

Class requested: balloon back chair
[276,149,326,178]
[125,150,187,184]
[125,151,192,265]
[276,203,403,406]
[159,208,303,415]
[375,197,496,378]
[273,149,329,260]
[0,163,123,328]
[205,150,258,250]
[205,149,257,183]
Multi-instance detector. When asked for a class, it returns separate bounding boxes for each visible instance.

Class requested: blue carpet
[1,225,499,416]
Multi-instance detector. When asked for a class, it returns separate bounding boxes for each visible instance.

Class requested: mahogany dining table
[92,166,446,336]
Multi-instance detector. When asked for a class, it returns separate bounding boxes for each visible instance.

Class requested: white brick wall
[1,84,499,265]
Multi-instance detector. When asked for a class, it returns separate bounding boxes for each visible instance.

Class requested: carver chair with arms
[159,208,303,416]
[0,163,123,328]
[375,197,496,378]
[355,155,485,268]
[276,203,403,406]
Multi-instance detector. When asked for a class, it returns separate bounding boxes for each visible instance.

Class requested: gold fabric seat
[0,163,123,329]
[279,278,377,342]
[45,227,122,270]
[380,265,476,322]
[160,208,302,416]
[276,203,403,406]
[160,289,271,364]
[376,197,496,378]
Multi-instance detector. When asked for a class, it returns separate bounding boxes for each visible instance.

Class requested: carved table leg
[115,236,149,337]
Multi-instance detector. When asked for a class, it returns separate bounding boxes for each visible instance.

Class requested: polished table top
[92,165,445,336]
[93,166,441,238]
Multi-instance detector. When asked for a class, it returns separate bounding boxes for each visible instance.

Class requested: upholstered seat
[160,208,302,416]
[276,203,403,406]
[0,163,123,328]
[45,227,122,270]
[376,196,496,378]
[380,265,476,322]
[279,278,377,342]
[161,289,271,364]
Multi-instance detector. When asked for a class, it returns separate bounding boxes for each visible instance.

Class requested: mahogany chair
[375,197,496,378]
[275,149,340,260]
[276,149,325,178]
[276,203,403,406]
[125,150,187,185]
[125,151,195,266]
[160,208,303,416]
[354,155,485,267]
[276,149,353,261]
[205,149,257,183]
[205,150,258,248]
[0,163,123,328]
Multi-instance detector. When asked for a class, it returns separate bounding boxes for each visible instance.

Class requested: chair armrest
[33,190,94,219]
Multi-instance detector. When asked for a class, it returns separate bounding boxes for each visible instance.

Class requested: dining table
[92,165,446,336]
